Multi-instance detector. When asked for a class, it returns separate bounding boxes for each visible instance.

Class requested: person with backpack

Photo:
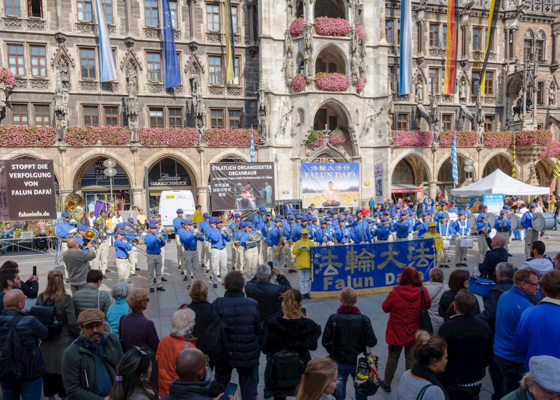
[261,289,322,400]
[156,308,197,397]
[321,287,377,400]
[210,270,261,400]
[0,289,49,400]
[0,268,23,312]
[35,270,79,400]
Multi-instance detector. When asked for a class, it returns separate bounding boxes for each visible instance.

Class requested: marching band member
[437,213,452,268]
[521,203,538,260]
[241,222,260,280]
[448,201,458,214]
[414,212,430,239]
[123,222,139,277]
[199,212,211,272]
[334,219,351,244]
[367,219,377,242]
[477,205,489,222]
[424,222,443,267]
[315,219,332,246]
[173,209,185,273]
[229,213,242,271]
[260,212,273,263]
[208,218,231,287]
[292,228,315,299]
[310,217,320,241]
[55,211,77,280]
[114,230,132,282]
[252,206,267,263]
[463,204,472,217]
[350,213,371,244]
[495,210,512,254]
[234,221,247,272]
[376,217,391,241]
[75,224,88,249]
[154,220,167,271]
[434,201,447,222]
[90,223,104,276]
[144,221,167,293]
[285,215,297,273]
[177,219,205,288]
[267,217,286,272]
[477,213,492,263]
[394,212,411,241]
[452,210,470,267]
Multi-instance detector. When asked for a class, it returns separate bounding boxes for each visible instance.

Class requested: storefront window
[148,158,194,217]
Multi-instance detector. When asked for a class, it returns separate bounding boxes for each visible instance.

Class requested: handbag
[420,288,433,333]
[354,351,381,395]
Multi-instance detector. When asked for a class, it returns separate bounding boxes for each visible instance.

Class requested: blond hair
[126,288,149,312]
[296,357,337,400]
[340,287,357,306]
[189,280,208,302]
[281,289,304,319]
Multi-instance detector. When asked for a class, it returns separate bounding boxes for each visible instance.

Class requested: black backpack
[29,301,63,341]
[0,315,29,381]
[269,349,305,389]
[202,298,231,361]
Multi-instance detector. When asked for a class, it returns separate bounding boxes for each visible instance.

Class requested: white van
[159,190,196,232]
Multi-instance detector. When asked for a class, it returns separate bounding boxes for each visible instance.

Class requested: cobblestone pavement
[8,229,560,400]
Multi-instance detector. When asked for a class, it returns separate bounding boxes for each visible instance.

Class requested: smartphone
[32,266,37,276]
[301,306,307,316]
[224,382,238,398]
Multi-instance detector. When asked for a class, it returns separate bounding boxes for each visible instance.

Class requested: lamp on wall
[464,158,474,182]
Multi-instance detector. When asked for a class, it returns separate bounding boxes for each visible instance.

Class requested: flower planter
[356,78,365,94]
[290,18,305,36]
[439,130,478,147]
[65,126,130,146]
[205,128,260,147]
[356,24,365,41]
[306,129,348,148]
[314,17,352,37]
[392,130,434,147]
[292,75,306,92]
[315,73,351,92]
[139,127,198,147]
[0,67,16,86]
[0,125,57,147]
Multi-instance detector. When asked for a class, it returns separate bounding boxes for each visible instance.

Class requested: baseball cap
[458,210,466,215]
[529,203,536,208]
[116,230,126,235]
[61,211,70,218]
[259,206,266,212]
[500,210,507,215]
[77,309,105,325]
[203,212,210,218]
[177,208,183,213]
[301,216,308,221]
[234,213,241,218]
[480,213,488,219]
[428,222,436,228]
[246,222,253,228]
[381,217,387,222]
[274,217,281,222]
[421,211,428,217]
[301,229,309,234]
[185,220,193,225]
[441,212,449,218]
[148,221,158,229]
[77,224,88,232]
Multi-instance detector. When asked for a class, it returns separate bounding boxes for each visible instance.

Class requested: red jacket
[156,334,197,397]
[382,284,432,347]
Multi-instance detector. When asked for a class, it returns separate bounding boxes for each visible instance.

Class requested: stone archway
[535,159,555,188]
[314,0,346,19]
[437,155,471,186]
[483,154,513,178]
[391,154,430,200]
[315,45,347,74]
[312,99,350,131]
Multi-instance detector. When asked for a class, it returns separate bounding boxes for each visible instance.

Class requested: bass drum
[469,214,478,233]
[486,213,498,227]
[532,212,556,232]
[507,213,522,231]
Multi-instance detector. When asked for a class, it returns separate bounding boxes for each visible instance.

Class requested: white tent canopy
[450,169,550,197]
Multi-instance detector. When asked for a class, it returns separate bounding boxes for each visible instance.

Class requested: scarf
[336,305,361,314]
[411,363,449,400]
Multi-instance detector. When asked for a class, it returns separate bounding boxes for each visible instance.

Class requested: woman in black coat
[185,280,213,354]
[439,269,480,321]
[262,289,322,400]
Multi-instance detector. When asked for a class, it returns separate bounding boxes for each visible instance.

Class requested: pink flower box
[328,129,349,146]
[314,17,352,37]
[292,75,306,92]
[0,67,16,86]
[290,18,305,36]
[439,130,478,147]
[392,130,434,147]
[356,78,365,94]
[0,125,57,147]
[483,131,513,148]
[541,141,560,158]
[356,24,365,41]
[514,129,553,146]
[139,127,198,147]
[205,128,260,147]
[315,72,351,92]
[65,126,130,146]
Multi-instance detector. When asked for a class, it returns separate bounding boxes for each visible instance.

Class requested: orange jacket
[156,334,197,397]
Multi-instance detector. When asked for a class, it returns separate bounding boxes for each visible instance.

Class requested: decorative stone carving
[429,48,445,57]
[75,22,96,34]
[475,94,485,146]
[227,87,242,96]
[206,32,222,43]
[3,17,24,29]
[442,95,453,103]
[283,30,294,86]
[416,77,424,103]
[483,96,496,104]
[276,97,294,137]
[107,24,116,35]
[429,96,440,144]
[53,72,69,142]
[15,79,27,89]
[57,58,71,91]
[101,82,119,92]
[258,79,268,142]
[549,82,556,107]
[174,30,181,40]
[189,66,207,130]
[26,19,46,30]
[361,99,381,139]
[208,86,224,95]
[0,82,14,115]
[144,27,161,38]
[234,34,241,44]
[126,63,138,96]
[80,81,98,91]
[30,79,49,90]
[147,83,164,93]
[304,24,314,81]
[459,79,467,100]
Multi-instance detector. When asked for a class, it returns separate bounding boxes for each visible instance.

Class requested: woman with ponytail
[397,330,449,400]
[295,357,338,400]
[110,347,159,400]
[262,289,322,400]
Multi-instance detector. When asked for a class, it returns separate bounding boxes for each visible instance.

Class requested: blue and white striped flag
[94,0,117,82]
[250,129,255,162]
[399,0,413,95]
[451,133,459,186]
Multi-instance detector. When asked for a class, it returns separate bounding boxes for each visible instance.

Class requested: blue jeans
[1,377,43,400]
[336,363,367,400]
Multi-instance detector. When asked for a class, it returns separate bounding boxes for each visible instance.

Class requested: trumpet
[193,228,206,238]
[131,238,139,246]
[222,228,234,237]
[275,225,286,258]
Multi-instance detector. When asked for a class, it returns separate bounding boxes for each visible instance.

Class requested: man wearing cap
[477,205,490,222]
[267,217,286,272]
[424,222,443,266]
[463,203,472,217]
[315,219,332,246]
[502,355,560,400]
[123,221,139,277]
[199,212,211,272]
[64,237,96,292]
[448,201,458,214]
[376,217,391,241]
[228,213,242,270]
[173,209,185,273]
[452,210,471,267]
[285,215,298,272]
[414,212,430,239]
[350,212,372,244]
[241,222,260,281]
[258,212,273,264]
[62,308,123,400]
[394,212,411,241]
[334,219,351,244]
[521,203,538,260]
[436,213,452,267]
[477,214,492,263]
[178,219,205,287]
[145,221,167,292]
[293,229,315,299]
[234,221,247,273]
[208,218,232,287]
[114,230,133,282]
[495,210,512,254]
[56,211,77,280]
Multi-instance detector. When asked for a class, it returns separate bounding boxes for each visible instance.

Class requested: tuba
[83,229,101,247]
[247,230,262,246]
[64,194,86,219]
[275,225,285,258]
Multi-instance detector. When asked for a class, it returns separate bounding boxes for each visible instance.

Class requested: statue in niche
[285,30,294,58]
[283,58,294,85]
[429,96,440,143]
[351,51,360,84]
[459,79,467,100]
[0,83,6,112]
[549,84,557,106]
[126,64,138,97]
[58,58,70,90]
[53,72,69,140]
[416,78,424,102]
[476,95,485,145]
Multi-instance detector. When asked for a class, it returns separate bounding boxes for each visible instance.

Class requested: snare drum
[442,239,451,250]
[532,212,556,232]
[460,237,474,248]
